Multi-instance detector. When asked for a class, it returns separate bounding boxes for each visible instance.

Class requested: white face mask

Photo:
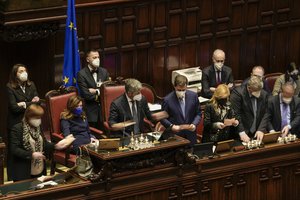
[18,72,28,82]
[92,58,100,68]
[251,91,261,98]
[215,62,223,70]
[176,90,186,99]
[282,97,292,104]
[29,118,41,127]
[133,93,142,101]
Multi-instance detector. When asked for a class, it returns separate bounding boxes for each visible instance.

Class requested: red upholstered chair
[100,81,126,135]
[264,72,283,92]
[141,83,163,104]
[46,86,103,174]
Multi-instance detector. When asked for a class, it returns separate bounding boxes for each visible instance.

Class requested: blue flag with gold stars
[62,0,81,87]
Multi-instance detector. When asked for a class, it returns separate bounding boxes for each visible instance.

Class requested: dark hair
[8,63,32,88]
[86,49,99,58]
[284,62,298,83]
[174,75,188,87]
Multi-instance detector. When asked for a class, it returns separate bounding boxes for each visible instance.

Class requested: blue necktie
[281,103,288,129]
[131,101,140,134]
[180,98,185,118]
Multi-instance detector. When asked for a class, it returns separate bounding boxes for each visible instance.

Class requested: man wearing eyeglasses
[201,49,234,98]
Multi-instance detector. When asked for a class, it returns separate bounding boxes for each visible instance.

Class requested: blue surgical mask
[73,107,83,116]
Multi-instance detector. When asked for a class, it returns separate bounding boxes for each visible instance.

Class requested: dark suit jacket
[161,90,201,145]
[108,94,152,136]
[230,86,268,137]
[77,67,109,123]
[7,82,39,130]
[9,123,54,181]
[266,95,300,135]
[201,65,234,98]
[202,103,241,143]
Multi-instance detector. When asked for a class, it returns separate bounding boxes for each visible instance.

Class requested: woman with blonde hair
[60,95,97,152]
[202,84,241,143]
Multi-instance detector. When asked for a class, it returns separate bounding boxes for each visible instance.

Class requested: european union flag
[62,0,81,87]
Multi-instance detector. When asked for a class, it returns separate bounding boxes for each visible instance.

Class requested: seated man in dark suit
[230,76,268,142]
[77,50,110,129]
[109,78,153,137]
[267,82,300,137]
[242,65,271,94]
[161,75,202,147]
[201,49,234,98]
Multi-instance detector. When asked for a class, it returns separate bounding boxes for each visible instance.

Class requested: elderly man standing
[201,49,234,98]
[230,76,268,142]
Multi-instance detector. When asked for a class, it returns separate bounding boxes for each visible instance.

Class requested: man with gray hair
[230,76,268,142]
[267,82,300,137]
[109,78,153,136]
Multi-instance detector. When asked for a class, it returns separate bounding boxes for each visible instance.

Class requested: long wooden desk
[0,140,299,200]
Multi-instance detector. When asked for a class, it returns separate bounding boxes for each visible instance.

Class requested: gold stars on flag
[73,77,77,84]
[63,76,69,85]
[68,21,77,31]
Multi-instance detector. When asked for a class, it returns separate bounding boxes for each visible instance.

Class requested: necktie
[281,103,289,129]
[131,101,140,134]
[216,71,221,85]
[179,98,185,118]
[250,97,257,134]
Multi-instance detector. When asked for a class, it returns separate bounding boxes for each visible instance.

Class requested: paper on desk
[148,103,161,111]
[198,96,210,103]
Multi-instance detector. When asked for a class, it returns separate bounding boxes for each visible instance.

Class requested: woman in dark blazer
[60,95,97,152]
[202,84,241,143]
[9,104,70,181]
[7,64,40,130]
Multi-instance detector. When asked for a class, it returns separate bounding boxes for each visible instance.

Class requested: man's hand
[281,125,290,137]
[215,122,225,129]
[32,96,40,102]
[88,88,97,94]
[187,124,196,131]
[228,83,233,88]
[255,131,264,142]
[171,125,181,132]
[17,102,26,108]
[239,132,250,142]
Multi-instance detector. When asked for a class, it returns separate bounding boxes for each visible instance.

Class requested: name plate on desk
[99,138,120,150]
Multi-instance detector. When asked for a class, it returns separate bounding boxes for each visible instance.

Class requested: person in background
[267,82,300,138]
[109,78,153,137]
[161,75,201,147]
[60,95,98,152]
[77,50,109,130]
[230,76,268,143]
[272,62,300,96]
[6,63,40,180]
[9,104,73,182]
[201,49,234,99]
[242,65,271,93]
[202,84,241,143]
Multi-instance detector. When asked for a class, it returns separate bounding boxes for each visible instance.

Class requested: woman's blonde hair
[210,84,230,111]
[60,95,86,120]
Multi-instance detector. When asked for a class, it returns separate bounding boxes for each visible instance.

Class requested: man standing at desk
[161,75,201,147]
[201,49,234,98]
[230,76,268,142]
[77,50,109,129]
[109,78,153,137]
[267,82,300,137]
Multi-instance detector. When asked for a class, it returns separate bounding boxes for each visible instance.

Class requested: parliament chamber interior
[0,0,300,199]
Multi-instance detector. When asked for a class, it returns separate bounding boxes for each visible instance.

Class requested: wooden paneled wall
[0,0,300,139]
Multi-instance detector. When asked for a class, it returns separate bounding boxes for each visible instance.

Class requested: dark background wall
[0,0,300,140]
